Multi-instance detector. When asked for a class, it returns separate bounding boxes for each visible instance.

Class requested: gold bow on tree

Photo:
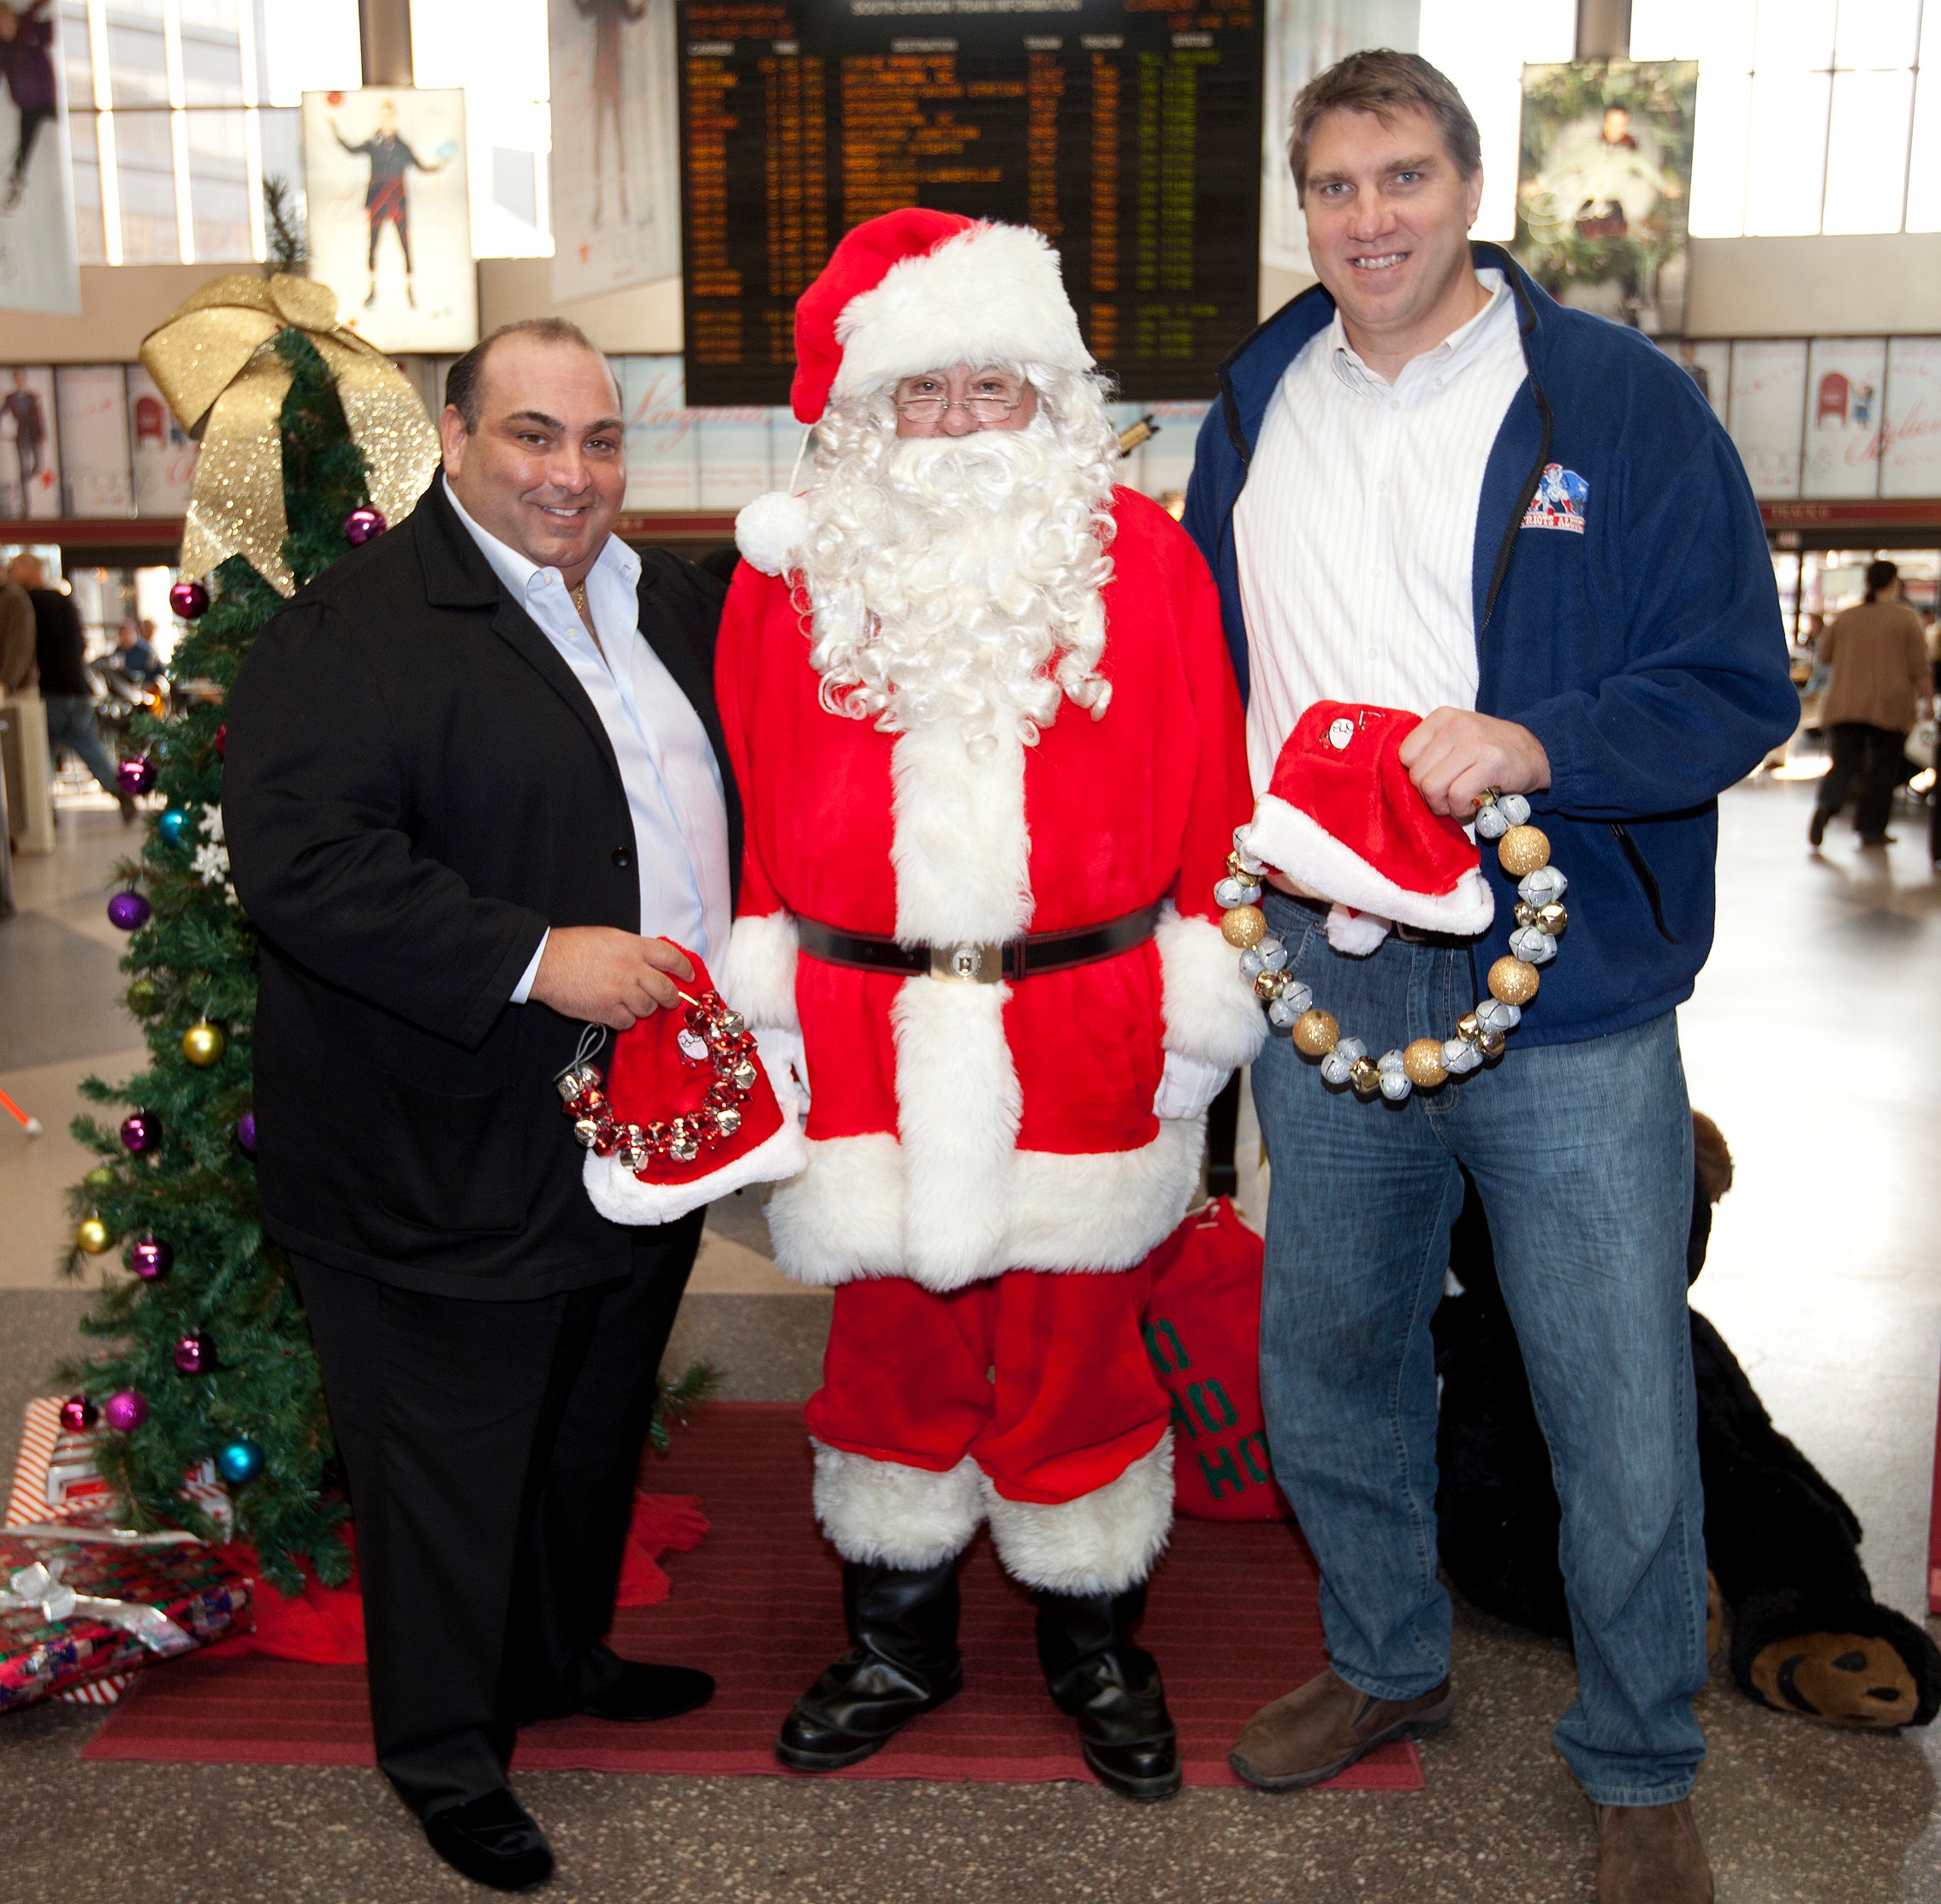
[139,273,441,596]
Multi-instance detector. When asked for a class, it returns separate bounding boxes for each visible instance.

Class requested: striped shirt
[1234,269,1528,792]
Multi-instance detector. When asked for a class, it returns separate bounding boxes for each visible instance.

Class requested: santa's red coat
[716,487,1263,1293]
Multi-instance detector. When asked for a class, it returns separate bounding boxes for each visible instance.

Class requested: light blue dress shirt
[442,478,731,1001]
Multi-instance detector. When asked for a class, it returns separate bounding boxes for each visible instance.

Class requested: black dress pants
[1814,721,1912,843]
[292,1214,703,1818]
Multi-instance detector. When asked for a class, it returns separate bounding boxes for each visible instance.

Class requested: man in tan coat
[1809,559,1930,850]
[0,569,34,695]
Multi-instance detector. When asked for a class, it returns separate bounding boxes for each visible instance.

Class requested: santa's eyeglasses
[892,371,1029,424]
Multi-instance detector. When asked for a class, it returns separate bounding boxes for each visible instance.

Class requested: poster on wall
[1259,0,1418,278]
[126,363,199,514]
[617,356,697,511]
[1727,340,1807,501]
[0,364,59,517]
[549,0,680,303]
[1882,337,1941,501]
[1656,339,1729,426]
[53,365,131,516]
[0,0,80,316]
[1802,337,1887,501]
[1515,60,1695,335]
[301,87,478,353]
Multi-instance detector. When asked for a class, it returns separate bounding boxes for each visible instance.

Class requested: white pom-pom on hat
[734,490,810,578]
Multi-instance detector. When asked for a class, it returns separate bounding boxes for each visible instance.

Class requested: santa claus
[716,208,1261,1800]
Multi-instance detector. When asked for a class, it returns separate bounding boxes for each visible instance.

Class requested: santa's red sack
[1143,1197,1291,1521]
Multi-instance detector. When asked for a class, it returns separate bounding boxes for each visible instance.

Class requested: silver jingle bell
[1475,803,1510,841]
[1267,998,1300,1029]
[572,1116,602,1148]
[1475,997,1521,1035]
[1231,826,1267,875]
[715,1008,746,1041]
[619,1127,650,1170]
[1518,865,1567,906]
[729,1059,759,1091]
[1258,936,1289,972]
[1442,1035,1483,1076]
[1238,946,1267,980]
[1498,792,1532,826]
[1319,1034,1367,1088]
[668,1121,700,1164]
[1214,875,1264,910]
[555,1063,600,1103]
[1279,979,1314,1016]
[1377,1047,1407,1073]
[712,1102,744,1137]
[1508,923,1556,966]
[1379,1069,1413,1102]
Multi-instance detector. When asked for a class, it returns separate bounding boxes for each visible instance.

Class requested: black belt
[1279,892,1478,950]
[795,903,1162,984]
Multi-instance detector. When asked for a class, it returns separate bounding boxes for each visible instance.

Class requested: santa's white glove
[1153,1052,1231,1122]
[753,1025,810,1126]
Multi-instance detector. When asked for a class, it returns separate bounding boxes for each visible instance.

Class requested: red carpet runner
[82,1403,1422,1791]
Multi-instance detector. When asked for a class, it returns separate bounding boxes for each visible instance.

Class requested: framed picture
[0,363,59,517]
[1726,341,1807,501]
[126,363,199,515]
[1802,338,1887,501]
[53,364,130,517]
[0,0,80,316]
[1882,337,1941,502]
[617,356,697,510]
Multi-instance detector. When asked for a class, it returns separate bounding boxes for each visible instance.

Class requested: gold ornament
[139,274,439,596]
[1221,905,1267,949]
[181,1020,227,1067]
[1292,1008,1339,1056]
[75,1217,114,1255]
[1475,1029,1507,1059]
[1253,969,1287,1002]
[1348,1057,1381,1094]
[1226,850,1254,881]
[1496,825,1552,878]
[1536,902,1569,936]
[1403,1038,1449,1088]
[1487,957,1540,1006]
[1456,1011,1483,1044]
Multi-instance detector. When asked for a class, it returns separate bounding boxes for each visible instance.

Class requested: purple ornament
[343,505,387,546]
[58,1394,98,1433]
[116,754,155,797]
[234,1112,257,1157]
[107,891,151,932]
[169,578,209,620]
[103,1390,148,1433]
[172,1332,212,1375]
[120,1112,158,1154]
[129,1235,173,1280]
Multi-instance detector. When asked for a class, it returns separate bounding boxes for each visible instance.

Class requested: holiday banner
[126,364,200,516]
[1882,337,1941,502]
[0,363,58,518]
[1727,340,1807,501]
[694,405,774,511]
[617,355,697,511]
[549,0,681,303]
[1515,60,1695,336]
[1658,339,1730,427]
[0,0,80,317]
[1802,337,1888,501]
[53,365,131,518]
[301,87,478,353]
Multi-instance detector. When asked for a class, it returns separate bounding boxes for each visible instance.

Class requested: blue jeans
[42,693,122,799]
[1253,895,1707,1806]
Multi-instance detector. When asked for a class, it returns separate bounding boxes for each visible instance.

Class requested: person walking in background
[0,560,34,694]
[10,553,132,820]
[1808,559,1929,851]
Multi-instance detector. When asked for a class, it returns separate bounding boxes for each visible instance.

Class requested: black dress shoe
[422,1788,554,1891]
[580,1659,715,1723]
[1807,807,1829,847]
[1036,1584,1183,1802]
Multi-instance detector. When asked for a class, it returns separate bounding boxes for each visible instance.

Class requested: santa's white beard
[799,422,1113,748]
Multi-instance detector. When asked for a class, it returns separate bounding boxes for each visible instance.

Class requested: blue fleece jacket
[1182,244,1799,1047]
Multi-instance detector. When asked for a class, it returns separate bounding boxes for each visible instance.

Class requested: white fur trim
[986,1436,1173,1594]
[763,1118,1205,1290]
[833,223,1091,403]
[719,910,800,1031]
[1245,796,1494,938]
[1155,904,1267,1071]
[1325,905,1391,957]
[733,491,810,577]
[811,1441,983,1569]
[890,723,1032,946]
[582,1053,809,1226]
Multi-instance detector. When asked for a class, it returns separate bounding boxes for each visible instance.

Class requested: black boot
[1036,1584,1182,1801]
[775,1557,963,1771]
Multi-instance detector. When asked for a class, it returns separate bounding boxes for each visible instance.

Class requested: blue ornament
[216,1437,265,1484]
[157,805,194,847]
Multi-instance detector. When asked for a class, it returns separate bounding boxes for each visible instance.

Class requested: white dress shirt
[442,478,731,1000]
[1234,269,1528,792]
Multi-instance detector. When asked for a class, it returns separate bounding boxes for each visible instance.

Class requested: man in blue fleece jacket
[1182,50,1796,1904]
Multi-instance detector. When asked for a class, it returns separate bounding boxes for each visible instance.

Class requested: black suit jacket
[224,480,738,1297]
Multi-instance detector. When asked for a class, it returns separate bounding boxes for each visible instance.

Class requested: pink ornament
[119,1112,158,1154]
[58,1394,98,1432]
[107,891,151,932]
[343,505,387,546]
[103,1390,148,1433]
[172,1332,212,1375]
[215,722,227,759]
[169,578,209,620]
[129,1236,173,1280]
[116,755,156,797]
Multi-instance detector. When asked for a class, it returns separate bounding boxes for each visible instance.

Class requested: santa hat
[568,947,807,1228]
[734,208,1092,576]
[1240,703,1493,953]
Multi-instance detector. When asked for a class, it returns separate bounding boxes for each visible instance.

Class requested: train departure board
[676,0,1261,406]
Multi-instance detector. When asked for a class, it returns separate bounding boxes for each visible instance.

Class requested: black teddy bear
[1433,1113,1941,1731]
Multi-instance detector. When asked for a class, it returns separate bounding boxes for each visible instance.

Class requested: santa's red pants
[805,1265,1167,1504]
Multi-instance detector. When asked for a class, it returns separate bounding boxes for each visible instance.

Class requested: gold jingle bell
[1253,968,1287,1002]
[1291,1008,1339,1057]
[1475,1028,1507,1059]
[1403,1038,1449,1088]
[1220,905,1267,950]
[1456,1011,1483,1044]
[1536,901,1569,936]
[75,1216,114,1255]
[1487,957,1540,1006]
[181,1019,227,1067]
[1348,1056,1382,1094]
[1496,825,1552,878]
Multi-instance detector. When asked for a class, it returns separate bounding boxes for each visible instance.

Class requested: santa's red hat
[1240,703,1493,949]
[734,208,1093,575]
[570,947,807,1228]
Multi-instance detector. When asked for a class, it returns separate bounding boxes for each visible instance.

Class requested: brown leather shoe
[1229,1667,1452,1790]
[1594,1798,1713,1903]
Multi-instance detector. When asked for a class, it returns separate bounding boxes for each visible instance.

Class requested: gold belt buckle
[929,941,1006,983]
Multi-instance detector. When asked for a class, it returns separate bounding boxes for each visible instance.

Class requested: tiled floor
[1,777,1938,1903]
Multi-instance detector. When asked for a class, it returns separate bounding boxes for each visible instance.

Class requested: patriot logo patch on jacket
[1523,463,1588,533]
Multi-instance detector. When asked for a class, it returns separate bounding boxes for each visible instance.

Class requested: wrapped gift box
[0,1532,252,1712]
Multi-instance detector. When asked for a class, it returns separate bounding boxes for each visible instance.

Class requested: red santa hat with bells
[562,946,808,1227]
[1239,702,1494,955]
[733,207,1094,577]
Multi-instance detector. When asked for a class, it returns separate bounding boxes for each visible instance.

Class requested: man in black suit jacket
[225,318,737,1891]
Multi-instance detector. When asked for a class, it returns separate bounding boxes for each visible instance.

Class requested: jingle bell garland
[1220,790,1570,1103]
